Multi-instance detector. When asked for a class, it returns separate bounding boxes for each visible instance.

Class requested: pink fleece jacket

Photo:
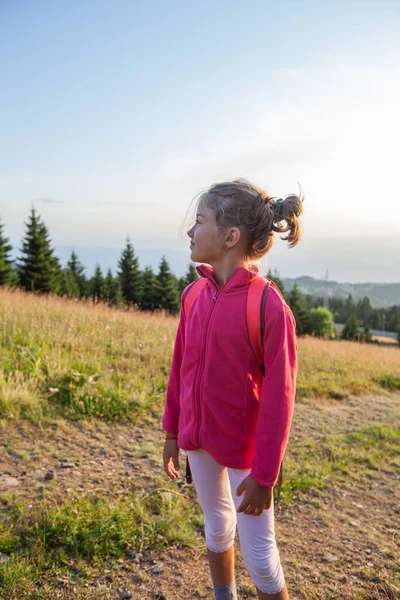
[162,263,298,488]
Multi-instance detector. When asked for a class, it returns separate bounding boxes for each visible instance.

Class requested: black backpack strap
[185,455,192,484]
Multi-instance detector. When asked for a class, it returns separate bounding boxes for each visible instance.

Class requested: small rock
[130,552,143,563]
[0,476,19,487]
[151,563,162,574]
[339,576,347,583]
[326,552,339,562]
[32,469,45,479]
[371,576,381,583]
[0,553,9,564]
[141,453,149,459]
[118,593,132,600]
[154,595,167,600]
[349,520,360,527]
[156,534,164,542]
[44,470,55,481]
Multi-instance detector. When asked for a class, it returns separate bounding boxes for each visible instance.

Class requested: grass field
[0,289,399,599]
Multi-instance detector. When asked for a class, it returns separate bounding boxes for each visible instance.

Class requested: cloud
[160,63,399,178]
[158,63,400,229]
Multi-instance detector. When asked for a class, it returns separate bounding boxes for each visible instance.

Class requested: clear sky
[1,1,399,271]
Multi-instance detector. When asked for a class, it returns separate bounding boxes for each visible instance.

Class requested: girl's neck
[211,257,250,289]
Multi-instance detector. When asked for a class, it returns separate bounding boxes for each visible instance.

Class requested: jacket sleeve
[161,302,186,433]
[250,304,298,488]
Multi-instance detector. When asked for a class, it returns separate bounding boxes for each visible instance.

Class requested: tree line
[0,209,197,315]
[1,209,399,342]
[269,273,400,344]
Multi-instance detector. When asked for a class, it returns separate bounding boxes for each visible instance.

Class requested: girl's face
[187,200,223,264]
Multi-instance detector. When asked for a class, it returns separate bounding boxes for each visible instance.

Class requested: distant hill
[281,276,400,308]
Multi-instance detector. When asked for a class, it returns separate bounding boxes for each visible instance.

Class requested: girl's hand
[236,474,272,515]
[163,439,180,480]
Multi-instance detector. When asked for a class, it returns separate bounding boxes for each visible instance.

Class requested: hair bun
[275,198,284,219]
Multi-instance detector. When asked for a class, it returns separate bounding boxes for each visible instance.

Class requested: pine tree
[89,264,104,303]
[51,254,64,295]
[155,256,180,315]
[103,268,123,306]
[266,268,287,300]
[118,237,141,306]
[288,283,310,335]
[139,266,158,312]
[178,263,198,293]
[0,218,14,286]
[66,251,87,298]
[60,267,80,298]
[18,208,60,293]
[341,315,360,341]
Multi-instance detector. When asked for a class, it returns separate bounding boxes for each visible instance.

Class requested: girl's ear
[224,227,241,248]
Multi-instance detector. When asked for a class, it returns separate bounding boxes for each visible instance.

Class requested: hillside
[0,289,399,599]
[282,275,400,308]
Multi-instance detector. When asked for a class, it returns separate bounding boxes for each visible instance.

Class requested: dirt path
[1,392,399,599]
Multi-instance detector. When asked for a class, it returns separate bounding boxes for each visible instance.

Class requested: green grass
[0,487,202,598]
[282,424,400,504]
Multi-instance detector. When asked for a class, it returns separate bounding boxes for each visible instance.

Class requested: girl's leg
[187,450,237,597]
[227,468,288,598]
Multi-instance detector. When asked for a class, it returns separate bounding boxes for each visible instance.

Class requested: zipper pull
[212,291,218,302]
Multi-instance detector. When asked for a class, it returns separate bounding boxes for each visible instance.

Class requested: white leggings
[187,449,285,595]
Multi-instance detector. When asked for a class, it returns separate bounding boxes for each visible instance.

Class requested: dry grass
[0,288,399,424]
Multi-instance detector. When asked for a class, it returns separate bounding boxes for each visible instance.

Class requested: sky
[1,1,400,281]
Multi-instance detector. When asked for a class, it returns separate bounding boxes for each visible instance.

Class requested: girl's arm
[250,304,298,488]
[161,303,186,434]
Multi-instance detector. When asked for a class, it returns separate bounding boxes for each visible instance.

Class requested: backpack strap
[246,277,270,373]
[183,275,284,377]
[182,278,207,317]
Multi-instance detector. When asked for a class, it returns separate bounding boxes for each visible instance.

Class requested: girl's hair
[192,179,304,261]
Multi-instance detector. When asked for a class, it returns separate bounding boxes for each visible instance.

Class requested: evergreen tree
[178,263,198,293]
[18,208,59,293]
[118,237,141,306]
[60,267,80,298]
[139,266,158,311]
[0,218,14,286]
[89,264,105,303]
[66,251,87,298]
[288,283,310,335]
[155,256,180,315]
[51,254,64,295]
[266,268,287,299]
[343,294,356,322]
[104,268,123,306]
[341,315,361,341]
[357,296,373,327]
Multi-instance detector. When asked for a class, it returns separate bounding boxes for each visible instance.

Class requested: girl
[162,179,303,600]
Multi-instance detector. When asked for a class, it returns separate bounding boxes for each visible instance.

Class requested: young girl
[162,179,303,600]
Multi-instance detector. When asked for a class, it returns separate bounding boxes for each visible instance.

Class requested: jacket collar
[196,263,261,292]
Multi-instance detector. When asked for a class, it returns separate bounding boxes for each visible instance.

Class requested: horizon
[7,234,400,286]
